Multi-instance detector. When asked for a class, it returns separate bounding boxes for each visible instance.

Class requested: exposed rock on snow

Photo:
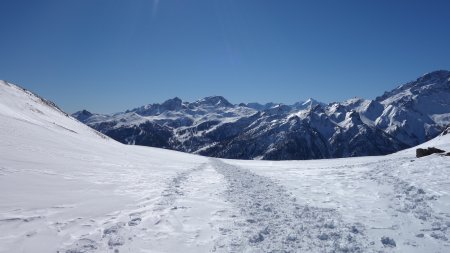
[381,236,396,247]
[416,147,446,158]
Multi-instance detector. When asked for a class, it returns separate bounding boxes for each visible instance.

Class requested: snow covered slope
[74,70,450,160]
[0,81,209,252]
[1,80,450,252]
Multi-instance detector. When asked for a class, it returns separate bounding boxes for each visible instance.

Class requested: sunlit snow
[1,81,449,252]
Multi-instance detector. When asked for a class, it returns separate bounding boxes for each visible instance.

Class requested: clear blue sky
[1,0,449,113]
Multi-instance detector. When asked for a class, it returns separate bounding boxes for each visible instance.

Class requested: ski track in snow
[211,159,370,252]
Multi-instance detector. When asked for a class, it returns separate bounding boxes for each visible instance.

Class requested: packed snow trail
[63,159,374,253]
[62,163,231,253]
[367,158,450,245]
[211,159,370,252]
[226,155,450,252]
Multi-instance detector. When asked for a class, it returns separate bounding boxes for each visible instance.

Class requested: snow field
[1,81,450,252]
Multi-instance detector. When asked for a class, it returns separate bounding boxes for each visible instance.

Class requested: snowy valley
[1,78,450,252]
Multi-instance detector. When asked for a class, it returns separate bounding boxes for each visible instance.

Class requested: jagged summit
[161,97,183,110]
[128,95,236,117]
[72,109,93,122]
[376,69,450,103]
[130,97,185,116]
[290,98,325,111]
[302,98,322,106]
[342,110,363,126]
[419,70,450,81]
[74,109,92,116]
[262,104,292,115]
[192,96,233,107]
[245,102,277,111]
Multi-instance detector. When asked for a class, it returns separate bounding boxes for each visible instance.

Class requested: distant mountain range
[73,70,450,160]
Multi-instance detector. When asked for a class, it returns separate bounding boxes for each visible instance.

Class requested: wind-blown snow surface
[1,81,450,252]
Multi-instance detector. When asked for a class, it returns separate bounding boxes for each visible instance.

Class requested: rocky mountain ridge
[74,70,450,160]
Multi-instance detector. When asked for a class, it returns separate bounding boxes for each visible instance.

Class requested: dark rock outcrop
[416,147,446,158]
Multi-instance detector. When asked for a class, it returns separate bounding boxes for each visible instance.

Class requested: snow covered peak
[262,104,292,115]
[161,97,183,110]
[64,69,450,160]
[72,109,93,122]
[245,102,277,111]
[376,70,450,105]
[302,98,322,107]
[130,97,185,116]
[376,70,450,121]
[79,109,92,116]
[291,98,325,111]
[192,96,233,107]
[342,97,364,106]
[418,70,450,83]
[410,70,450,92]
[341,110,363,127]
